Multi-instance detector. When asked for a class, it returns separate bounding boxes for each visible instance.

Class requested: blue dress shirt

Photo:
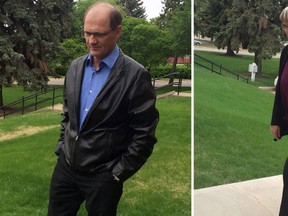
[79,45,120,128]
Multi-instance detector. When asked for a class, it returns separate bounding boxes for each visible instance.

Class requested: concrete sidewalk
[194,175,283,216]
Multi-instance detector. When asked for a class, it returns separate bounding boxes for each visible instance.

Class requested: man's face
[83,6,121,62]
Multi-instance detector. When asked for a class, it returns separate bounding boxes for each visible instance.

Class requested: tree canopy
[155,0,191,72]
[0,0,73,88]
[0,0,73,105]
[117,0,146,18]
[195,0,284,73]
[118,16,147,56]
[130,23,170,68]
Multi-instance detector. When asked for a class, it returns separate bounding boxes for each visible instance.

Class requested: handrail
[0,86,63,119]
[152,72,182,95]
[194,53,249,83]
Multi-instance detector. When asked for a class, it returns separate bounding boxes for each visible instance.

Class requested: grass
[2,85,64,116]
[194,65,288,189]
[156,86,191,95]
[0,110,60,215]
[0,96,191,216]
[194,50,279,87]
[2,85,62,104]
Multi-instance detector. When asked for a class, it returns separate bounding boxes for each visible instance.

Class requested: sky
[142,0,164,20]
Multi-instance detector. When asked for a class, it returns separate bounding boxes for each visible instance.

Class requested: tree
[194,0,208,36]
[162,0,183,14]
[0,37,24,106]
[196,0,283,73]
[154,0,191,76]
[117,0,146,18]
[0,0,73,106]
[49,38,87,76]
[130,24,170,69]
[118,16,147,56]
[166,0,191,71]
[225,0,250,53]
[154,0,183,28]
[196,0,236,55]
[241,0,282,73]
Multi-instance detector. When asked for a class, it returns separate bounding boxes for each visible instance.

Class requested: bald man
[47,2,159,216]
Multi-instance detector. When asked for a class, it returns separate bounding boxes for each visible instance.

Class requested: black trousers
[48,153,123,216]
[279,158,288,216]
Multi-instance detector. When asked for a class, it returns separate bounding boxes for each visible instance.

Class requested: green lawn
[3,85,60,104]
[194,50,279,87]
[2,85,64,116]
[194,66,288,189]
[0,96,191,215]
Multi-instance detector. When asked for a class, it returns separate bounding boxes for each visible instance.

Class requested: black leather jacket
[56,51,159,181]
[271,45,288,137]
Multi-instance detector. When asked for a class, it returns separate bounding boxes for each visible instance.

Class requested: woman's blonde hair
[280,7,288,22]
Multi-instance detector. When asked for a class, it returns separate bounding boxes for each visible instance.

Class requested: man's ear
[115,25,122,37]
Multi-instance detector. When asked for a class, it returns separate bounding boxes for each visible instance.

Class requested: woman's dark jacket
[55,51,159,182]
[271,45,288,137]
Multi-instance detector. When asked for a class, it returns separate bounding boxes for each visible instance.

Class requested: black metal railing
[152,72,182,95]
[0,87,63,119]
[194,53,249,83]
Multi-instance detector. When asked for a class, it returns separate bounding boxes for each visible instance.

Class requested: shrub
[49,38,87,76]
[150,64,191,79]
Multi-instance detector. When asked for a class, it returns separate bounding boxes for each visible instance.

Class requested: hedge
[54,63,191,80]
[150,64,191,79]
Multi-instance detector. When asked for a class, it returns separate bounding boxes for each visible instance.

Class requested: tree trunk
[0,65,4,107]
[254,52,262,74]
[169,52,178,83]
[0,84,3,107]
[225,42,235,56]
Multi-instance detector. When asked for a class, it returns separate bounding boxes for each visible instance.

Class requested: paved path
[194,175,283,216]
[48,78,64,85]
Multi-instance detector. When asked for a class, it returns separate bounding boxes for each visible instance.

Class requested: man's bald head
[84,2,122,30]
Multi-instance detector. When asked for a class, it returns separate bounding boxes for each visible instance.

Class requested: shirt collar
[86,45,120,69]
